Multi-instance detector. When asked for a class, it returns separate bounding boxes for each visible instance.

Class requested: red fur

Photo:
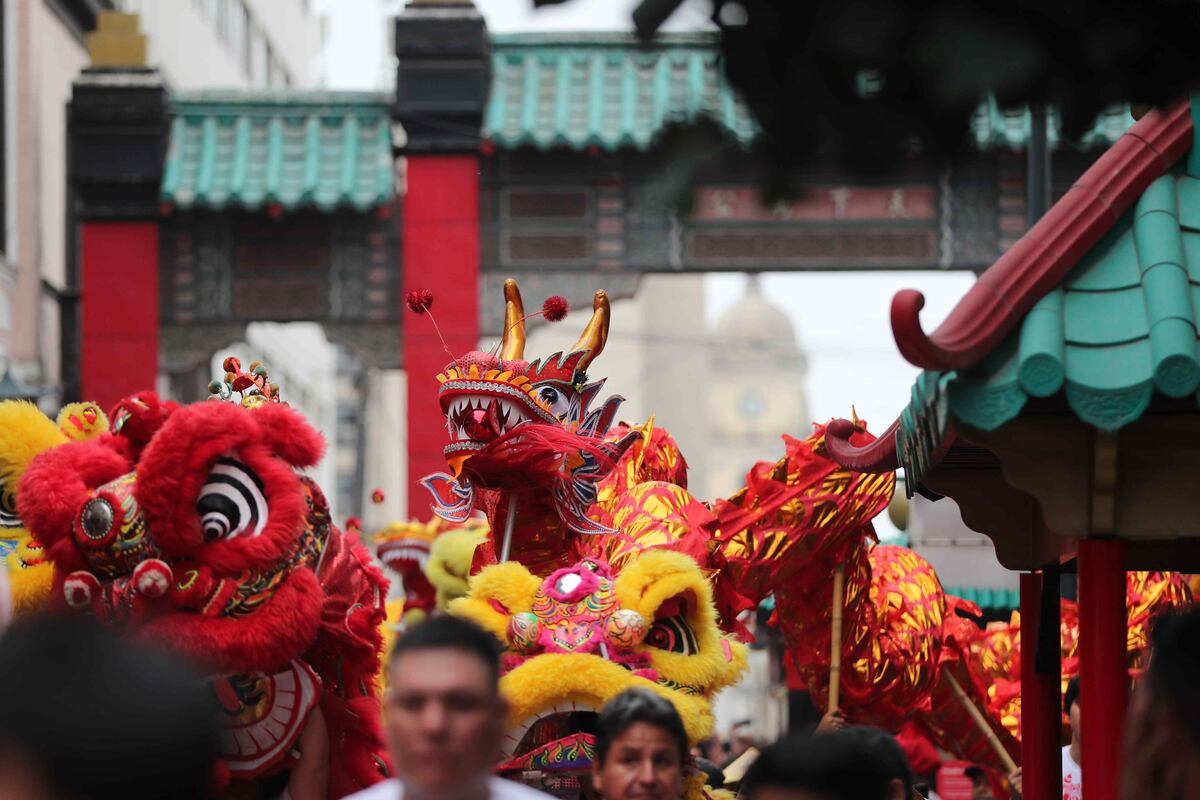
[305,529,392,795]
[250,403,326,468]
[19,436,133,578]
[109,391,177,458]
[139,571,323,674]
[135,402,314,572]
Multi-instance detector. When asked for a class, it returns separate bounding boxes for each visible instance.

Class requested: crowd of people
[0,606,1198,800]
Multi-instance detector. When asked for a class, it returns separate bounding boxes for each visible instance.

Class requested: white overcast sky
[315,0,976,437]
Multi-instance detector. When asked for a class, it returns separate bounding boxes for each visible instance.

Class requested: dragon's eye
[0,485,19,529]
[532,383,573,418]
[197,456,268,541]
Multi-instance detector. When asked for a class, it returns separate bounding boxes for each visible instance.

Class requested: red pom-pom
[406,289,433,314]
[542,295,569,322]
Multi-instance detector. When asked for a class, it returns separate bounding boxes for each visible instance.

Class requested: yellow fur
[449,561,542,641]
[55,402,109,442]
[0,402,69,615]
[427,525,488,610]
[451,548,748,795]
[613,550,747,694]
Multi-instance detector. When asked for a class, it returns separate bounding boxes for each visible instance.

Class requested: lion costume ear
[449,561,542,644]
[614,549,748,692]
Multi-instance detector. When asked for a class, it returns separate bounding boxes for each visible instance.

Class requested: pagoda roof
[160,90,394,213]
[828,98,1196,484]
[482,32,1135,154]
[482,33,758,151]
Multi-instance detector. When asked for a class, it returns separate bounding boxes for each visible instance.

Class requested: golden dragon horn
[500,279,526,362]
[571,290,610,372]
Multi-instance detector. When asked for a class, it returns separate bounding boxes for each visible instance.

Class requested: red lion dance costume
[413,279,1020,792]
[19,363,389,798]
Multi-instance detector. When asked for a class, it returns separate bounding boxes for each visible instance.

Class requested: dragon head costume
[422,280,635,575]
[19,362,389,798]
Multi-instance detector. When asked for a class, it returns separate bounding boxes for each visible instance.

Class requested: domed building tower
[707,276,808,500]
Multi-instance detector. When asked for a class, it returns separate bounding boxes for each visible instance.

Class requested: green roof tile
[944,586,1021,611]
[900,163,1200,442]
[970,96,1135,151]
[161,90,394,213]
[485,34,1134,154]
[484,33,759,151]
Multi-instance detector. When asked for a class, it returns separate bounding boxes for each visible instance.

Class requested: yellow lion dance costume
[452,549,745,798]
[0,400,108,615]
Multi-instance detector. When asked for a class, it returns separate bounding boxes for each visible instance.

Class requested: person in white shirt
[1062,676,1080,800]
[344,616,553,800]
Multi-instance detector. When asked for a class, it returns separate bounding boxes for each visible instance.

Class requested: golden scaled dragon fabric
[710,425,1019,771]
[966,571,1193,740]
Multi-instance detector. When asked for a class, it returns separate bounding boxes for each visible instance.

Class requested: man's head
[741,730,908,800]
[592,688,688,800]
[963,766,994,800]
[1064,675,1080,746]
[386,615,507,795]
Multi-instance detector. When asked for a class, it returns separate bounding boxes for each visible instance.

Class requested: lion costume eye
[0,485,19,529]
[196,456,268,541]
[645,615,698,655]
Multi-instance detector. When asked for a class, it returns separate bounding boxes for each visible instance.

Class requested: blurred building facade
[3,0,325,407]
[116,0,324,89]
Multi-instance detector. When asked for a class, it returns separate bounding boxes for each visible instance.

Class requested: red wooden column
[1020,570,1062,800]
[393,0,488,517]
[401,156,480,516]
[80,222,159,409]
[1077,539,1126,800]
[68,58,169,408]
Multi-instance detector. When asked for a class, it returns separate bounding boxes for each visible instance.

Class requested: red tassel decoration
[542,295,569,322]
[406,289,434,314]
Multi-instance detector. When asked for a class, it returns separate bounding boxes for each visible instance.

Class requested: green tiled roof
[970,97,1135,151]
[483,33,1133,153]
[945,586,1021,611]
[161,91,394,212]
[483,33,759,151]
[932,168,1200,434]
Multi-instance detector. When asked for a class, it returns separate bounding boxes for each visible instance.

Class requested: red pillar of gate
[1077,539,1127,800]
[1020,570,1062,800]
[79,222,159,411]
[402,156,479,518]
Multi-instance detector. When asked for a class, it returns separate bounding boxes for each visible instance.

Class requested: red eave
[827,98,1194,473]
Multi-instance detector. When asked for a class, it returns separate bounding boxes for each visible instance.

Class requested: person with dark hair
[591,688,689,800]
[0,616,218,800]
[739,729,908,800]
[963,766,994,800]
[347,615,552,800]
[1062,675,1081,800]
[843,727,913,799]
[1121,607,1200,799]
